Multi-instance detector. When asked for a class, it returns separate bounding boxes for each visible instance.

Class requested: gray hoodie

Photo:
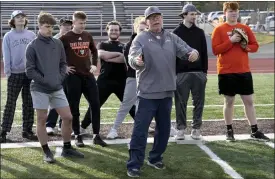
[2,29,36,77]
[128,29,195,99]
[25,33,67,94]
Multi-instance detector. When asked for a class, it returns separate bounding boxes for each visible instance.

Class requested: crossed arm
[98,50,125,63]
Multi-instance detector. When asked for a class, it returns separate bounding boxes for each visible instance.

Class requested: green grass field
[1,73,274,125]
[1,140,274,179]
[255,33,275,45]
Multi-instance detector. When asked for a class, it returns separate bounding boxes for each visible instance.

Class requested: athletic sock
[251,125,258,133]
[226,124,233,131]
[42,144,50,154]
[63,142,71,149]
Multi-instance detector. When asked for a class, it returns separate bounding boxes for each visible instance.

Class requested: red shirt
[212,23,259,74]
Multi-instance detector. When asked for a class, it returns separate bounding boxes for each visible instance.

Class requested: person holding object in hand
[126,6,198,178]
[211,1,269,142]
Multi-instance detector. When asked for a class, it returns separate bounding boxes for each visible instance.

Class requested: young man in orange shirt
[211,2,270,142]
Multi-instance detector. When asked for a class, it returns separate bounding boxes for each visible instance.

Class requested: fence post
[112,1,116,20]
[34,13,37,34]
[266,8,270,34]
[1,13,3,41]
[100,13,103,36]
[131,13,133,34]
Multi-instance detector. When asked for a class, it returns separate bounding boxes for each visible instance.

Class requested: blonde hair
[133,16,146,33]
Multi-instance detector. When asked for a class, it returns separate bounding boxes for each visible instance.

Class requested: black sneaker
[75,135,85,147]
[43,151,55,163]
[22,131,38,140]
[127,168,140,178]
[147,161,166,170]
[226,129,235,142]
[93,135,108,147]
[251,131,270,141]
[61,147,84,158]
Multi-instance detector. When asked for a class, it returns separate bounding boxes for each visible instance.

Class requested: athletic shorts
[218,72,254,96]
[31,89,69,109]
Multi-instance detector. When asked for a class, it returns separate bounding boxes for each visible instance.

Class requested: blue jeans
[127,97,172,170]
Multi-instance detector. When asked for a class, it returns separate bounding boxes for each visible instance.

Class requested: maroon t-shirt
[60,31,98,75]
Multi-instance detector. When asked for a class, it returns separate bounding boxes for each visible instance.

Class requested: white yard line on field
[11,118,274,127]
[264,141,275,149]
[2,133,274,149]
[1,104,274,112]
[197,144,244,179]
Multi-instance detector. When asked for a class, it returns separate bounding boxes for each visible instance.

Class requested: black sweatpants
[65,73,100,135]
[81,77,136,129]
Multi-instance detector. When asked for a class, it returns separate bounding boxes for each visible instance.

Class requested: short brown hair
[8,18,28,28]
[37,12,56,25]
[106,20,122,31]
[223,2,239,13]
[73,11,87,20]
[133,16,146,33]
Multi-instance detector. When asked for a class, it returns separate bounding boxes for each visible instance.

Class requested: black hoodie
[124,33,137,78]
[173,22,208,74]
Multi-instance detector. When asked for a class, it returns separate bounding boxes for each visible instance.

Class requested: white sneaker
[46,127,55,135]
[107,128,118,139]
[80,127,88,135]
[148,126,155,133]
[175,129,185,140]
[71,132,75,136]
[58,127,61,132]
[170,126,177,137]
[191,129,202,140]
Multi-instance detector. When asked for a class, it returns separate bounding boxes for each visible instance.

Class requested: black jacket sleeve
[200,31,208,74]
[123,41,131,68]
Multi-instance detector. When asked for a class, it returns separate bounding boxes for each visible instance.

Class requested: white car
[208,11,223,22]
[264,16,274,30]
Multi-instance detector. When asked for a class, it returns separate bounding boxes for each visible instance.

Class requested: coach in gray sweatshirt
[126,6,199,178]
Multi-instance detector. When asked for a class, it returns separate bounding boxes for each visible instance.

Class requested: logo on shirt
[70,41,89,57]
[78,37,82,41]
[11,38,33,48]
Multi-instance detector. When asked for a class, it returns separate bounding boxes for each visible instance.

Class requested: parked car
[264,15,275,30]
[208,11,223,22]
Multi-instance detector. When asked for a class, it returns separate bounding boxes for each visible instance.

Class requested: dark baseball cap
[59,16,72,25]
[179,4,199,17]
[11,10,26,19]
[144,6,162,19]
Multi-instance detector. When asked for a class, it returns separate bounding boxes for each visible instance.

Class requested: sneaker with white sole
[191,129,202,140]
[170,126,177,137]
[46,127,55,135]
[147,161,166,170]
[127,168,140,177]
[107,128,118,139]
[175,129,185,140]
[58,127,61,132]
